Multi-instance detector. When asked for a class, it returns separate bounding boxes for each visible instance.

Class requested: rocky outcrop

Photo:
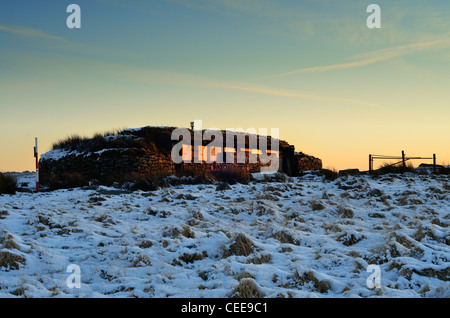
[295,152,323,173]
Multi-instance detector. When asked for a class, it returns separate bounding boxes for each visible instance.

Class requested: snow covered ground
[0,172,449,298]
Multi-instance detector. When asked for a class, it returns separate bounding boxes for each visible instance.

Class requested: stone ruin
[39,126,322,186]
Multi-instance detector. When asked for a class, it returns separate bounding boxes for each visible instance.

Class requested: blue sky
[1,0,450,171]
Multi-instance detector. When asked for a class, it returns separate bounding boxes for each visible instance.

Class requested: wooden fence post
[402,150,406,168]
[369,154,372,173]
[433,154,436,173]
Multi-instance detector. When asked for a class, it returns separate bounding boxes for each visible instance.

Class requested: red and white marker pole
[34,137,39,193]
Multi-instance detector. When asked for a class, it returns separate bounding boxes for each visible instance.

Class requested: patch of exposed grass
[271,231,299,246]
[52,134,87,151]
[130,254,152,267]
[35,214,65,230]
[376,162,415,174]
[223,233,254,257]
[230,279,264,298]
[414,225,441,243]
[319,168,339,181]
[236,271,255,281]
[256,193,280,201]
[247,253,272,265]
[415,268,450,281]
[138,240,153,249]
[291,269,331,293]
[369,212,386,219]
[389,232,416,250]
[310,200,325,211]
[435,164,450,175]
[0,173,17,195]
[181,225,195,239]
[323,223,342,233]
[174,252,207,265]
[51,128,126,152]
[93,213,116,226]
[88,195,107,206]
[337,233,365,246]
[11,287,26,297]
[337,206,354,218]
[0,251,25,271]
[0,232,19,250]
[0,210,9,220]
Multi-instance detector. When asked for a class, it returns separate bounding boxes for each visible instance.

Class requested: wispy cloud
[111,65,382,108]
[261,38,450,79]
[0,24,64,41]
[0,24,126,57]
[216,82,382,108]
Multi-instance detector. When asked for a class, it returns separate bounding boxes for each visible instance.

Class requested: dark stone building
[40,126,322,186]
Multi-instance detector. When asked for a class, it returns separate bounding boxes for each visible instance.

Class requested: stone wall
[40,148,176,185]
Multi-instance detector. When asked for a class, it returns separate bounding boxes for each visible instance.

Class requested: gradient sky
[1,0,449,172]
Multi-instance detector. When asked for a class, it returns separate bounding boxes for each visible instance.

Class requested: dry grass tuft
[236,272,254,281]
[310,200,325,211]
[130,254,152,267]
[0,235,19,250]
[247,254,272,265]
[337,206,354,218]
[138,240,153,249]
[377,162,416,174]
[0,251,25,271]
[223,233,254,257]
[181,225,195,239]
[230,279,264,298]
[0,210,8,220]
[0,173,17,195]
[291,269,331,293]
[318,168,339,181]
[174,252,207,265]
[0,230,19,249]
[414,225,441,243]
[272,231,300,246]
[337,233,365,246]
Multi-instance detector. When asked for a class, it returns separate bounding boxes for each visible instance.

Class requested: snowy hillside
[0,172,449,298]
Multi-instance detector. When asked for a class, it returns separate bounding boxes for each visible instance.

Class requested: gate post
[402,150,406,169]
[433,154,436,173]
